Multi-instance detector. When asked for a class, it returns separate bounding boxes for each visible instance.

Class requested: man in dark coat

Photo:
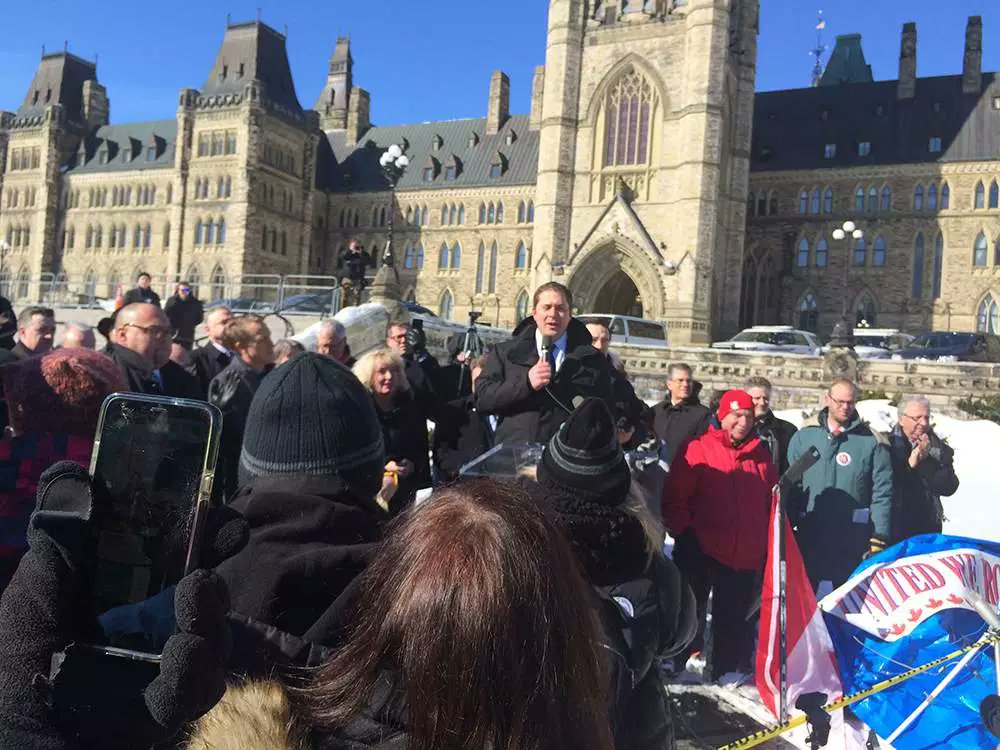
[386,319,437,413]
[746,376,798,475]
[122,271,161,307]
[584,320,651,448]
[192,306,234,395]
[337,240,374,304]
[651,363,713,464]
[163,282,204,349]
[889,395,959,543]
[10,307,55,360]
[432,356,495,481]
[107,303,201,399]
[474,282,618,446]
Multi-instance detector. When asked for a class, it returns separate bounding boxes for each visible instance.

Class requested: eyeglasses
[829,397,856,408]
[179,287,191,293]
[122,323,174,340]
[901,413,930,423]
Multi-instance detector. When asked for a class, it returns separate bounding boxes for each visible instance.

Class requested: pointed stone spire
[315,36,353,130]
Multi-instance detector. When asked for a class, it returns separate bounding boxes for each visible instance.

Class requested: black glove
[404,325,426,358]
[671,529,702,572]
[0,461,248,749]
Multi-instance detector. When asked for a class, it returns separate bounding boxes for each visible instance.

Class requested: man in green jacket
[787,378,893,594]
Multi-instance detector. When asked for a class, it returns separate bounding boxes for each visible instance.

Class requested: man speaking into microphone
[475,282,618,445]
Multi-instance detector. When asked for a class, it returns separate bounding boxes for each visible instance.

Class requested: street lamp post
[378,144,409,267]
[829,220,863,348]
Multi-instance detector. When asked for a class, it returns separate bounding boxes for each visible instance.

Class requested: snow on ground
[775,400,1000,543]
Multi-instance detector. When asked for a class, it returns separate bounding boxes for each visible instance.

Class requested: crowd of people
[0,274,963,748]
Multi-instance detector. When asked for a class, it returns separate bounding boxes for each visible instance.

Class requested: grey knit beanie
[238,352,385,500]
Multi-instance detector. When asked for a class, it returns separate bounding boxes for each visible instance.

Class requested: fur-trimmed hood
[186,681,309,750]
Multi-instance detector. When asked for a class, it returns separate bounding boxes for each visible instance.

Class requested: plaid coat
[0,433,92,591]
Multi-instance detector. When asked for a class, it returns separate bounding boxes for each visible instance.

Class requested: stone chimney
[486,70,510,135]
[346,87,370,145]
[529,65,545,130]
[897,23,916,100]
[82,79,109,130]
[962,16,983,95]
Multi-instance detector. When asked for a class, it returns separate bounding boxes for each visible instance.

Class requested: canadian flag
[756,487,844,719]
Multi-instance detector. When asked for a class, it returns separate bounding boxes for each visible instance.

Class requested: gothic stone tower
[534,0,758,343]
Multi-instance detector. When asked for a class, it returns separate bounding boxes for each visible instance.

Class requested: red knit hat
[717,389,754,423]
[0,348,127,436]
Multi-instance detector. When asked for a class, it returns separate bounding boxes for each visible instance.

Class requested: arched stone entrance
[593,270,643,316]
[566,240,665,319]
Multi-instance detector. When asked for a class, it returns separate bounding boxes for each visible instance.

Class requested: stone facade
[0,1,759,344]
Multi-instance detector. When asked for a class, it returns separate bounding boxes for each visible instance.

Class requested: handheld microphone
[779,446,820,491]
[540,334,553,361]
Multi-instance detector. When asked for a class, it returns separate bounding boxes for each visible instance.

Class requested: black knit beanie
[238,352,385,500]
[536,397,631,506]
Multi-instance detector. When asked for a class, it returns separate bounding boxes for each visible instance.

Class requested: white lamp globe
[832,229,846,240]
[379,154,391,167]
[852,229,864,239]
[396,155,409,168]
[842,220,856,233]
[387,144,402,158]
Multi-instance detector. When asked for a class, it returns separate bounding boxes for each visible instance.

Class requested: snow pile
[775,400,1000,543]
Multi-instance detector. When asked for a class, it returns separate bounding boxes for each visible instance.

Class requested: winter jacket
[164,295,204,347]
[11,342,42,360]
[888,426,959,543]
[208,358,273,502]
[193,343,233,396]
[650,395,713,466]
[610,363,652,449]
[756,411,798,475]
[0,433,92,592]
[474,318,618,446]
[214,475,382,677]
[662,426,777,571]
[0,296,15,350]
[786,408,893,589]
[107,343,202,399]
[373,390,430,515]
[430,395,495,482]
[122,287,161,307]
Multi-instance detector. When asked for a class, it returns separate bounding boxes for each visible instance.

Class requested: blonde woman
[353,348,430,515]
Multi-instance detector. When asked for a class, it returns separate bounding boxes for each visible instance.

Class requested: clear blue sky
[1,1,998,126]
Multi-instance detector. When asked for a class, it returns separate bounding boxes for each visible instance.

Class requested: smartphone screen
[87,394,220,655]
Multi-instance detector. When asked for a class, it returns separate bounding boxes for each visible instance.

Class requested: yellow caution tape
[717,630,1000,749]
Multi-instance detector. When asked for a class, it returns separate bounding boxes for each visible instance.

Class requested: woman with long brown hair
[188,479,614,750]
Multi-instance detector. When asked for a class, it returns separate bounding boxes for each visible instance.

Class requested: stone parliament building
[0,0,997,344]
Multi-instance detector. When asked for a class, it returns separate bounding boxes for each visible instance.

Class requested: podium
[459,442,544,480]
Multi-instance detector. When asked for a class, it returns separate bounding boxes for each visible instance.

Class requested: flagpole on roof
[810,10,827,87]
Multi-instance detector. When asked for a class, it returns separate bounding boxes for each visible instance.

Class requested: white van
[577,314,668,348]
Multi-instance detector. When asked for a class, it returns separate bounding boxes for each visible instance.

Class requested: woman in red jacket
[662,389,777,683]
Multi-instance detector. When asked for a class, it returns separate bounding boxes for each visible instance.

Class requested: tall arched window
[912,234,925,298]
[855,294,877,327]
[913,184,924,211]
[853,237,867,266]
[515,241,528,269]
[420,206,429,226]
[815,238,828,267]
[768,192,778,216]
[205,220,215,246]
[975,181,986,209]
[823,189,833,214]
[106,270,121,298]
[415,243,425,269]
[488,241,499,293]
[449,204,457,225]
[487,203,496,224]
[217,219,226,245]
[403,243,415,269]
[799,190,809,215]
[991,180,1000,209]
[83,269,97,299]
[932,234,944,299]
[439,289,454,320]
[977,294,998,333]
[475,242,486,293]
[602,66,657,166]
[940,182,950,209]
[478,203,486,224]
[515,289,529,321]
[927,183,938,211]
[797,293,818,332]
[438,242,449,269]
[974,231,988,266]
[796,238,810,267]
[854,187,865,213]
[872,235,887,266]
[458,204,466,224]
[995,236,1000,266]
[186,266,202,299]
[211,266,226,301]
[496,202,504,224]
[810,189,821,215]
[880,185,892,212]
[757,192,767,216]
[518,201,526,223]
[194,221,203,246]
[867,186,878,213]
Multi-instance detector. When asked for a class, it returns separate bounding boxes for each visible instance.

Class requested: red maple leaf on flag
[891,623,906,636]
[908,608,923,622]
[926,598,943,610]
[948,594,965,605]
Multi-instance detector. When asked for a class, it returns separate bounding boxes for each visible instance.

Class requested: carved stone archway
[566,238,665,319]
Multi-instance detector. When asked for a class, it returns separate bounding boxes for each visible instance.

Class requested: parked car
[272,290,339,315]
[205,297,262,313]
[711,325,821,355]
[820,328,914,359]
[576,314,668,348]
[404,301,438,318]
[897,331,1000,362]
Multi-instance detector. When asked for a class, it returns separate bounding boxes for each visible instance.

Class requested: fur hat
[0,347,126,436]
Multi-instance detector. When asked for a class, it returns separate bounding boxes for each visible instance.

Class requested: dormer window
[928,136,942,153]
[823,143,836,159]
[468,132,480,148]
[146,146,156,162]
[504,130,517,146]
[98,148,109,165]
[444,154,461,182]
[422,155,440,182]
[32,90,39,105]
[422,167,434,182]
[445,166,456,180]
[489,151,508,179]
[432,135,443,151]
[857,141,871,157]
